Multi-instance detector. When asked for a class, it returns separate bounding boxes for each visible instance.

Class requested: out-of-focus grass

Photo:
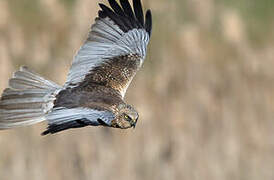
[219,0,274,45]
[0,0,274,180]
[61,0,76,9]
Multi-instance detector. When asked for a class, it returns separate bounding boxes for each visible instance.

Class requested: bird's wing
[42,107,115,135]
[65,0,152,98]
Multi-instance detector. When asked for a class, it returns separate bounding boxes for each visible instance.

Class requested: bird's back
[53,83,124,111]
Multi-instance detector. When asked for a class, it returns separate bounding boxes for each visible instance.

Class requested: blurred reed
[0,0,274,179]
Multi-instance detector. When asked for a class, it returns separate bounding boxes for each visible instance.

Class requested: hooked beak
[131,118,138,129]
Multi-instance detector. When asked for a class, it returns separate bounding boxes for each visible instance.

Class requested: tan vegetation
[0,0,274,179]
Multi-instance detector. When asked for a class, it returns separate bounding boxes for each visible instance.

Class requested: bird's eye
[124,114,132,121]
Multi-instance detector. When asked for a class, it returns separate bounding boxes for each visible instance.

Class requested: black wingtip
[133,0,144,26]
[41,129,50,136]
[145,9,152,37]
[120,0,135,19]
[98,10,107,18]
[99,3,129,32]
[108,0,125,16]
[98,0,152,35]
[41,119,93,136]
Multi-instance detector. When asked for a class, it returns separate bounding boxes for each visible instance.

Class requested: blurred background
[1,0,274,179]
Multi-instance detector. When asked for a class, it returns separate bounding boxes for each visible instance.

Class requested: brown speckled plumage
[54,84,123,112]
[80,54,141,94]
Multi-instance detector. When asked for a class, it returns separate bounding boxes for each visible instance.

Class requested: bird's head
[111,104,139,129]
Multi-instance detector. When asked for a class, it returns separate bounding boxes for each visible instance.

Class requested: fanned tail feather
[0,66,62,129]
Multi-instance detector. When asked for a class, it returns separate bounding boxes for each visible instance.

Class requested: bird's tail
[0,66,62,129]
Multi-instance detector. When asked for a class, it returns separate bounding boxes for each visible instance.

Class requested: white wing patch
[65,17,150,87]
[46,107,115,126]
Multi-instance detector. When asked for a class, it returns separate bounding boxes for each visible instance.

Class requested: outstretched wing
[42,107,115,135]
[65,0,152,98]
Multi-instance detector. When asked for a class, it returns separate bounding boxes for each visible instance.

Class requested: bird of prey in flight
[0,0,152,135]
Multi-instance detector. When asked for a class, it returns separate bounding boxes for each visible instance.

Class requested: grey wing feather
[47,107,115,126]
[42,107,115,135]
